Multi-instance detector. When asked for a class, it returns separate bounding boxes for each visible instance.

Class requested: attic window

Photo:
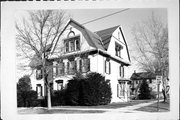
[64,36,80,53]
[115,42,123,58]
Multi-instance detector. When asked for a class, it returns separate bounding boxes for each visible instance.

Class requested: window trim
[117,81,125,98]
[56,80,63,91]
[36,84,42,97]
[81,58,90,73]
[115,42,123,58]
[64,35,80,53]
[36,68,43,80]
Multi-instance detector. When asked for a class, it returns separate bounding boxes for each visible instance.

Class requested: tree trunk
[47,85,52,109]
[162,88,167,102]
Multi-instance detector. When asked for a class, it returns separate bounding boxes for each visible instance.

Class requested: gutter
[96,49,131,66]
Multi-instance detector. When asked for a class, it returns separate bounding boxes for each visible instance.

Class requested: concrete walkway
[105,100,162,113]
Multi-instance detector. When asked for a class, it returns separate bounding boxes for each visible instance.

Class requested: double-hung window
[81,58,90,73]
[117,81,125,97]
[68,60,76,75]
[56,62,64,76]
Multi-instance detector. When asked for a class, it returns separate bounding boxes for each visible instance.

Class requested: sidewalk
[105,100,163,113]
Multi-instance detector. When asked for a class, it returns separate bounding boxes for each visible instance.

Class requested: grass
[18,108,106,114]
[135,101,170,112]
[18,99,155,114]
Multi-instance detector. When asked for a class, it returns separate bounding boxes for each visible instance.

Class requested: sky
[15,8,167,79]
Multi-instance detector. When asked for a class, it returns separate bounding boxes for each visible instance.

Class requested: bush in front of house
[51,89,66,106]
[65,72,112,106]
[17,75,39,107]
[138,80,151,99]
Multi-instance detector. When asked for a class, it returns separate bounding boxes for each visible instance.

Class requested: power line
[82,8,130,25]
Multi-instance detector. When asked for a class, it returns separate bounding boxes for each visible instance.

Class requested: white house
[31,19,131,102]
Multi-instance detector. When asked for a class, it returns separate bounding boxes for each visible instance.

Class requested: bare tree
[131,13,169,102]
[16,10,68,109]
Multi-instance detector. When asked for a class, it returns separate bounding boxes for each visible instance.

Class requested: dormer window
[64,36,80,53]
[115,42,123,58]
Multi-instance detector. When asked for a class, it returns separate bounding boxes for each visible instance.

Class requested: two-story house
[30,19,131,102]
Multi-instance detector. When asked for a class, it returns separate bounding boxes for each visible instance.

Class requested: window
[56,80,63,91]
[117,81,125,97]
[115,43,123,57]
[119,65,124,77]
[64,36,80,53]
[76,59,82,72]
[82,58,90,73]
[56,62,64,76]
[65,42,69,52]
[76,39,80,50]
[105,60,111,74]
[36,84,42,97]
[70,40,75,51]
[36,68,42,80]
[68,60,76,75]
[149,79,152,83]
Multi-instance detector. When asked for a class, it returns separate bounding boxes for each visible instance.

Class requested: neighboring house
[130,71,163,97]
[30,19,131,102]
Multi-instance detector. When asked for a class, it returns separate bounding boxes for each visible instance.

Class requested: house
[30,19,131,102]
[130,71,163,98]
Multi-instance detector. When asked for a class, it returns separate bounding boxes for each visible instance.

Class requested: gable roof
[51,19,105,53]
[51,19,130,65]
[130,72,156,80]
[95,26,119,50]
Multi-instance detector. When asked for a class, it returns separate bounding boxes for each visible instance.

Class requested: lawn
[52,100,153,109]
[18,108,106,114]
[135,101,170,112]
[18,100,154,114]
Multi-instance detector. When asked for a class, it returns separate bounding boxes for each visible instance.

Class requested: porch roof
[130,72,156,80]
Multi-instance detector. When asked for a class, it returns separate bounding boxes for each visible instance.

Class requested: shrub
[65,72,112,106]
[51,90,66,106]
[138,80,151,99]
[65,79,81,106]
[17,90,39,107]
[17,75,39,107]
